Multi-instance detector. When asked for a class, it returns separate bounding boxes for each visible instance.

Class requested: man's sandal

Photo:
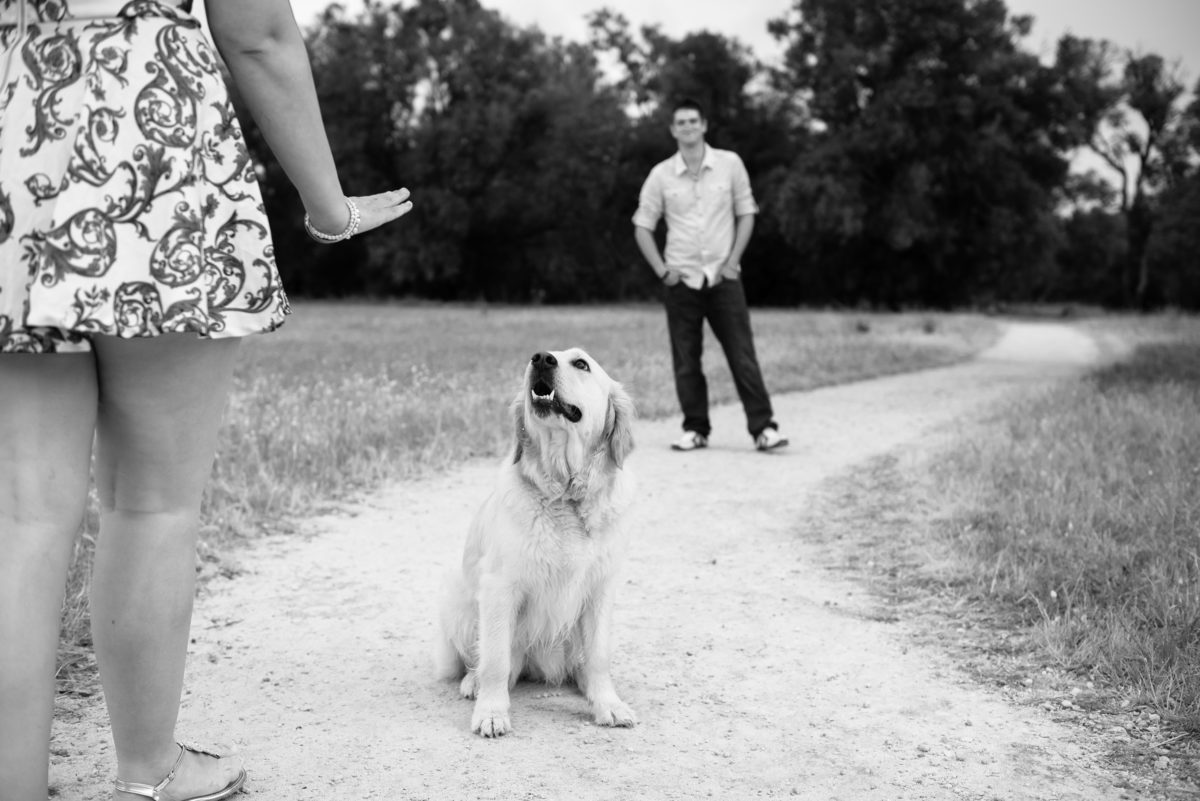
[114,743,246,801]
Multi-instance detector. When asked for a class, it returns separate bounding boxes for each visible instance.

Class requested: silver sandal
[114,743,246,801]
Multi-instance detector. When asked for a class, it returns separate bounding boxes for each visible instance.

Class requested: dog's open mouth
[530,379,583,422]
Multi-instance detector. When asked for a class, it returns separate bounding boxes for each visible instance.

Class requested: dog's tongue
[557,402,583,423]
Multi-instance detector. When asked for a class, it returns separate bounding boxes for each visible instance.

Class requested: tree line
[232,0,1200,309]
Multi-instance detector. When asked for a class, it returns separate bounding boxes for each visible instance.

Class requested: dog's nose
[531,352,557,368]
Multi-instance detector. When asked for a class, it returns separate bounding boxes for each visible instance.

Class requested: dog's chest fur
[518,494,618,583]
[507,492,625,642]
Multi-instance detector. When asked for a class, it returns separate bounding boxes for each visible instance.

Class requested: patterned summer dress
[0,0,289,354]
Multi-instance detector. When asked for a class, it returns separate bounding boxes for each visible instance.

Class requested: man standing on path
[632,98,787,453]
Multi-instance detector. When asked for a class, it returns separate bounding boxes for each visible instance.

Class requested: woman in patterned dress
[0,1,412,798]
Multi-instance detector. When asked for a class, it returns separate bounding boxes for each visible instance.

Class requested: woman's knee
[0,354,97,539]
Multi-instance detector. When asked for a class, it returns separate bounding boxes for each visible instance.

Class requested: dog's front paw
[471,701,512,737]
[592,698,637,728]
[458,671,477,699]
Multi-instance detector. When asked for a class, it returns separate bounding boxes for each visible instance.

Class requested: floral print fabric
[0,0,289,353]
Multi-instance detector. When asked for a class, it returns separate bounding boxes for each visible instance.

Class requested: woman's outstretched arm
[204,0,411,236]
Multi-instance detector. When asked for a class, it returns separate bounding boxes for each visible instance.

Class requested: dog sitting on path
[435,348,638,737]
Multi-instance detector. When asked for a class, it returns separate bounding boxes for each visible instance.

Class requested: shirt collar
[672,145,713,176]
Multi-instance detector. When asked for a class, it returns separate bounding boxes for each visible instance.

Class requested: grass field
[212,303,998,523]
[828,312,1200,734]
[944,315,1200,723]
[56,303,1001,687]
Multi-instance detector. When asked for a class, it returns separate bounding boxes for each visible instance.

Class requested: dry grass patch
[789,314,1200,797]
[939,330,1200,721]
[810,314,1200,747]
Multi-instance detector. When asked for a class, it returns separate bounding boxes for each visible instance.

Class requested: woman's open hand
[305,189,413,242]
[351,188,413,235]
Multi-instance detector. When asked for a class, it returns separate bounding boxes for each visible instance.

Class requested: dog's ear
[603,382,636,469]
[511,393,528,464]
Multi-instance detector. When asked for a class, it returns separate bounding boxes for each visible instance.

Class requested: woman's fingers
[349,189,413,235]
[357,188,411,210]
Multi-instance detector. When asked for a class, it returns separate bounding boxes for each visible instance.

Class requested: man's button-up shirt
[632,146,759,289]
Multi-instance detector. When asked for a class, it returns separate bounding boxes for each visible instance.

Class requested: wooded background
[233,0,1200,309]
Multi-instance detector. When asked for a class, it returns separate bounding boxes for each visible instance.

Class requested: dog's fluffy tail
[432,569,472,680]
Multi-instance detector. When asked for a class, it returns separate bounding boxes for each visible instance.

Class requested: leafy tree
[765,0,1100,307]
[1146,173,1200,308]
[1145,78,1200,307]
[237,0,641,301]
[230,0,1185,309]
[1052,208,1125,303]
[1072,47,1188,306]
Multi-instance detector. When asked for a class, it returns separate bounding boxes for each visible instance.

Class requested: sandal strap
[114,743,187,800]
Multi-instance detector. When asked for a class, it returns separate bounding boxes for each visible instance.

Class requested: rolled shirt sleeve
[632,169,664,231]
[731,153,759,217]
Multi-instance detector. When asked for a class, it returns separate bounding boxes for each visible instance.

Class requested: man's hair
[672,98,706,121]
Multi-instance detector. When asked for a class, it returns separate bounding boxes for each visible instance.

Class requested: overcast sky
[278,0,1200,82]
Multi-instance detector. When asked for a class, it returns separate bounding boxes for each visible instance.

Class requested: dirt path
[52,322,1141,800]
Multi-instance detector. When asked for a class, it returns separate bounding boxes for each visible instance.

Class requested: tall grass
[930,315,1200,721]
[57,303,999,687]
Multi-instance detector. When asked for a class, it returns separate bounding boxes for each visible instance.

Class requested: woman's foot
[113,743,245,801]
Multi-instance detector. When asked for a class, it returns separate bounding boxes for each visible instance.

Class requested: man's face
[670,109,707,146]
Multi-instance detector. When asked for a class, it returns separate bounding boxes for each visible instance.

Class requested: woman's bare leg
[0,353,98,801]
[87,334,244,799]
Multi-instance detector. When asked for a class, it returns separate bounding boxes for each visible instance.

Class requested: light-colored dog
[435,347,637,737]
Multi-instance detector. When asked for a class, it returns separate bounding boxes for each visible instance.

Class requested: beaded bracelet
[303,197,361,243]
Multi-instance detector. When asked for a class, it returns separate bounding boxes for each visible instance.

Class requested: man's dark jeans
[663,277,775,439]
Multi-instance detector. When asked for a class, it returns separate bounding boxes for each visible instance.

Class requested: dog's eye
[572,358,590,372]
